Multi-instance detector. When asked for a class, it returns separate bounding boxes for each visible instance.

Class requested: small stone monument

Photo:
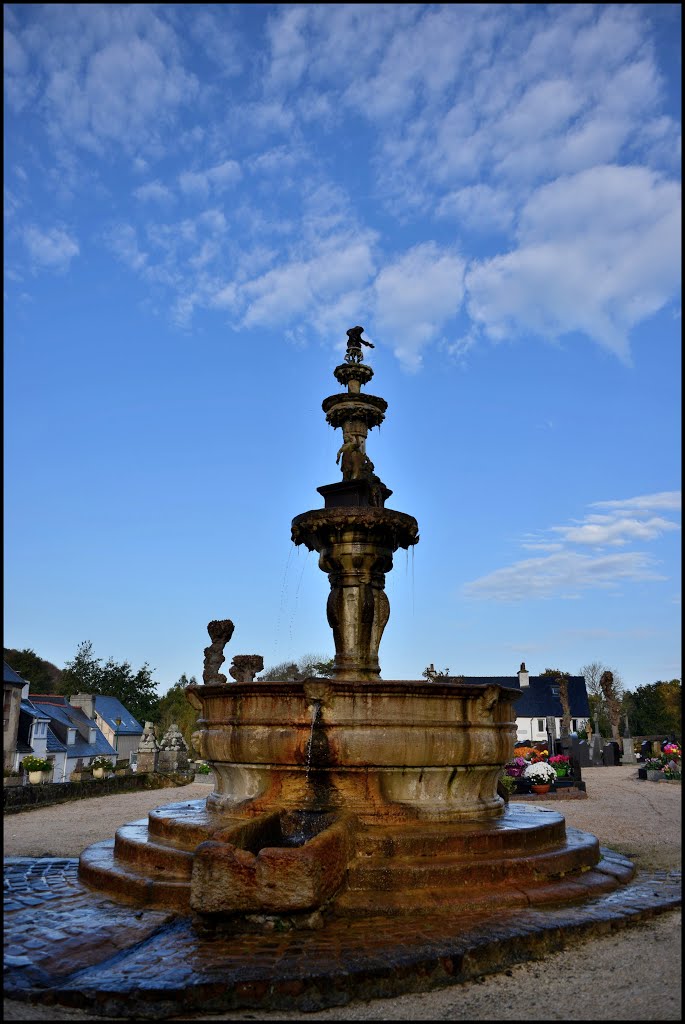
[640,739,653,760]
[157,722,190,772]
[137,721,159,773]
[228,655,264,682]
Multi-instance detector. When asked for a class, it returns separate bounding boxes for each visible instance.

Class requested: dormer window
[89,728,97,745]
[68,728,76,745]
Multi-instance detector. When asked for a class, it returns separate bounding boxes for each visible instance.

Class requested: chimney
[518,662,529,688]
[70,692,95,719]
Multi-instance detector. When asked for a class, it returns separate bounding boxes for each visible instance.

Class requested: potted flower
[91,756,114,779]
[523,760,557,794]
[21,755,52,784]
[549,754,571,778]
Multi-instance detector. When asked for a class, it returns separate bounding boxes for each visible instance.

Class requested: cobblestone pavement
[3,854,681,1019]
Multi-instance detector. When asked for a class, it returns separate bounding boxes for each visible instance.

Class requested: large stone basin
[186,678,519,822]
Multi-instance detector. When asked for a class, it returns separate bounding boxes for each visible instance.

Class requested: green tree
[59,641,160,723]
[157,674,200,753]
[3,648,62,693]
[623,680,681,738]
[99,658,160,724]
[59,641,103,695]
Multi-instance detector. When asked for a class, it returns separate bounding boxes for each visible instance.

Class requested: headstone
[565,735,585,781]
[545,716,558,757]
[640,740,653,760]
[575,738,591,768]
[621,724,636,764]
[590,723,604,764]
[602,741,621,766]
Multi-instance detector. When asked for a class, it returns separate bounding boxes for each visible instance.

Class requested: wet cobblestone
[4,855,681,1019]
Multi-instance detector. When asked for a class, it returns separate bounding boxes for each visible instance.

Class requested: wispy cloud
[23,224,79,272]
[464,490,680,601]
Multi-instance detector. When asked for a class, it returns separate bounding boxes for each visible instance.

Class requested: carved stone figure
[158,722,190,772]
[203,619,235,684]
[344,326,374,364]
[229,655,264,683]
[336,439,366,480]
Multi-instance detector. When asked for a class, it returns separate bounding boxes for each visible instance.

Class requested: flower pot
[28,770,43,785]
[646,770,664,782]
[93,767,105,779]
[530,784,551,794]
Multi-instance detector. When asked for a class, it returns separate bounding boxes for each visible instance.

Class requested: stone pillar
[137,721,159,773]
[157,722,190,772]
[622,719,636,764]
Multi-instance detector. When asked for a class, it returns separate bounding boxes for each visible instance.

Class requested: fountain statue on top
[291,325,418,681]
[78,327,634,935]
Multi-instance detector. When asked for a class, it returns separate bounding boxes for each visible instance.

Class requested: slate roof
[4,661,26,686]
[94,695,143,736]
[46,727,67,753]
[453,674,590,719]
[27,696,116,759]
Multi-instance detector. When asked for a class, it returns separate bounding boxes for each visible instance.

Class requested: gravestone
[602,741,621,766]
[621,721,636,764]
[640,740,653,760]
[590,719,604,764]
[575,738,591,768]
[545,716,558,757]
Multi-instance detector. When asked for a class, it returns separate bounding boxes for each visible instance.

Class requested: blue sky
[4,4,681,695]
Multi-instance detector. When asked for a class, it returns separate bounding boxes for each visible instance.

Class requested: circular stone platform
[3,855,680,1019]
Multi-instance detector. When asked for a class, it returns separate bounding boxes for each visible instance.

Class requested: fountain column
[291,328,418,681]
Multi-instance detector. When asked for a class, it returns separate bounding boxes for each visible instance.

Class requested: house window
[572,719,578,732]
[537,719,544,732]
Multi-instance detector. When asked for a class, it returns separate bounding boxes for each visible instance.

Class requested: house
[78,693,143,762]
[25,695,117,781]
[443,663,590,744]
[3,661,25,770]
[14,691,68,782]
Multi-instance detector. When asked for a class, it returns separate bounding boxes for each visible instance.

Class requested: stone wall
[3,772,193,814]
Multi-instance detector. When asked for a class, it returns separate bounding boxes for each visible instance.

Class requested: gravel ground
[4,766,681,1020]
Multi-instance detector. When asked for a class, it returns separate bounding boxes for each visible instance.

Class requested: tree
[157,674,200,752]
[59,641,103,696]
[579,662,624,737]
[599,670,622,743]
[3,648,62,693]
[259,653,333,682]
[99,658,160,725]
[623,680,681,738]
[59,641,160,724]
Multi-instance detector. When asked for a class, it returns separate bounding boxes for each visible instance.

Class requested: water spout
[306,699,322,780]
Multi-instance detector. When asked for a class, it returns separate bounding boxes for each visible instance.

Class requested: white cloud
[465,490,679,600]
[552,516,679,547]
[591,491,681,513]
[436,184,514,234]
[463,550,665,601]
[23,225,79,272]
[179,160,241,198]
[372,243,466,371]
[104,223,147,272]
[465,165,681,360]
[133,181,174,203]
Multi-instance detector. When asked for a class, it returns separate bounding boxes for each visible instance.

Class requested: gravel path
[4,766,681,1020]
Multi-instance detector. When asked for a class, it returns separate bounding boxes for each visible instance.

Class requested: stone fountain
[79,327,634,933]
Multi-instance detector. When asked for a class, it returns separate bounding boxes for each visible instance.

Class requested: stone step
[334,861,625,917]
[346,831,599,891]
[113,822,195,879]
[353,809,566,859]
[78,839,191,912]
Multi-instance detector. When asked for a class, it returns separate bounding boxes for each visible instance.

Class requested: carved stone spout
[203,619,235,684]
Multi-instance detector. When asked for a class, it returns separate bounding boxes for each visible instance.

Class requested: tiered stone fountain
[79,327,634,931]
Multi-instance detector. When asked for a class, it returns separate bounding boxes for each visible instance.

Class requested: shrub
[91,756,114,771]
